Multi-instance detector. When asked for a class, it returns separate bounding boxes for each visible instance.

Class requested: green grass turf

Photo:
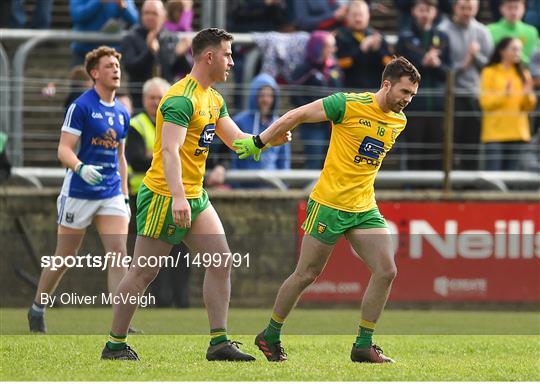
[2,308,540,335]
[1,308,539,381]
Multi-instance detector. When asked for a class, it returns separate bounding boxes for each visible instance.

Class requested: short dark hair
[191,28,233,57]
[414,0,438,7]
[84,46,121,81]
[381,56,421,85]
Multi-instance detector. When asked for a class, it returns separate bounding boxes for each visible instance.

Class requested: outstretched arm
[259,99,327,146]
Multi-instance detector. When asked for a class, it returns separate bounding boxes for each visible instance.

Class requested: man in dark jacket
[395,0,451,170]
[335,0,393,90]
[121,0,191,110]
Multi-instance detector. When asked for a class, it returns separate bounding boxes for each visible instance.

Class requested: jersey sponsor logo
[359,136,385,159]
[91,128,119,149]
[194,148,209,156]
[359,119,371,127]
[198,124,215,148]
[354,136,385,167]
[91,112,103,119]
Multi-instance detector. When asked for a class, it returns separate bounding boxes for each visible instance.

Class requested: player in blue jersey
[28,46,132,333]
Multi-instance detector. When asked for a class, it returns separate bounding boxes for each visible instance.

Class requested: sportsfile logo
[433,276,487,297]
[354,136,385,166]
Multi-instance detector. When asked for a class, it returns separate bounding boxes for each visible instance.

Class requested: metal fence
[1,28,539,191]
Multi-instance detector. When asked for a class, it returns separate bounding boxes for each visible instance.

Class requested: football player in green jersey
[235,56,420,363]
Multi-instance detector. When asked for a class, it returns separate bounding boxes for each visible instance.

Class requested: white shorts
[57,194,129,229]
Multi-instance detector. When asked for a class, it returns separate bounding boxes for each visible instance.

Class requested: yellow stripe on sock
[210,331,227,337]
[143,194,159,235]
[360,319,376,330]
[109,335,127,343]
[271,312,285,324]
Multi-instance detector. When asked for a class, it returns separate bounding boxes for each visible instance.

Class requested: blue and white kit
[57,88,131,228]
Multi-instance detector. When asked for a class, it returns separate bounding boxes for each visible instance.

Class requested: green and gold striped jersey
[144,75,228,198]
[310,92,407,212]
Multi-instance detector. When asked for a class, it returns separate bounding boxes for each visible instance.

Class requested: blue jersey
[60,88,130,199]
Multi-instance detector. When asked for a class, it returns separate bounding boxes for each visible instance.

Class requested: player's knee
[132,266,160,287]
[376,264,397,283]
[294,267,322,287]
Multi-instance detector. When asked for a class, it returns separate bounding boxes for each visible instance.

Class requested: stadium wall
[0,188,538,307]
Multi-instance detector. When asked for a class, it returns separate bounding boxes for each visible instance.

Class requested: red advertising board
[297,201,540,302]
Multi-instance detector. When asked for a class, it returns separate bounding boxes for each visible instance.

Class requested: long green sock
[355,319,375,348]
[263,312,284,344]
[210,328,228,345]
[106,331,127,351]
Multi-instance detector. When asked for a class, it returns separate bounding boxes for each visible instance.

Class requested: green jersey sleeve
[219,98,229,118]
[160,96,193,128]
[322,92,346,124]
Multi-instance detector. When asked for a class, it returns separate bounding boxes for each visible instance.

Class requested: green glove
[233,136,262,161]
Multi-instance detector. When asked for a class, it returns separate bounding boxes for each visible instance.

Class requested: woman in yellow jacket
[479,37,537,170]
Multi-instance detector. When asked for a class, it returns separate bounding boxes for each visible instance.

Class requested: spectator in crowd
[126,78,170,195]
[292,0,348,31]
[163,0,193,32]
[488,0,539,65]
[228,0,291,32]
[64,65,93,110]
[479,37,537,170]
[529,44,540,131]
[231,73,291,182]
[393,0,452,31]
[395,0,451,170]
[10,0,53,29]
[124,77,191,308]
[335,0,393,90]
[291,30,343,169]
[439,0,493,170]
[70,0,139,65]
[122,0,192,111]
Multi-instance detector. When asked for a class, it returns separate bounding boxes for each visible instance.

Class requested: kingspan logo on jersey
[91,128,119,149]
[354,136,385,166]
[195,124,216,156]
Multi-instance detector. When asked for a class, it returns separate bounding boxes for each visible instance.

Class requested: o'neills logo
[384,219,540,259]
[91,128,119,149]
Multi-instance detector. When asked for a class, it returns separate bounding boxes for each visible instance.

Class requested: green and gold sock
[210,328,228,345]
[355,319,376,348]
[263,312,284,344]
[106,331,127,351]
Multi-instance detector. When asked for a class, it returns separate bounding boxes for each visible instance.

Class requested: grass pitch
[1,308,539,381]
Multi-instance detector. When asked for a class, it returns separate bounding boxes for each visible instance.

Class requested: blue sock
[29,301,46,317]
